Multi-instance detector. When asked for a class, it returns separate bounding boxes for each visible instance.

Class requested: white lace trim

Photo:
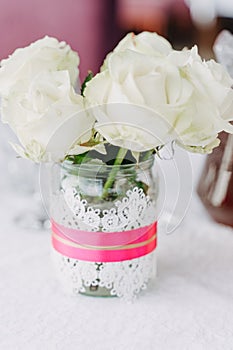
[52,248,156,301]
[51,186,157,300]
[51,186,157,232]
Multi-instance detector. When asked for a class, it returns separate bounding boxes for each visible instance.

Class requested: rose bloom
[0,36,79,96]
[167,48,233,151]
[85,33,233,153]
[0,37,93,162]
[101,31,172,70]
[1,70,94,162]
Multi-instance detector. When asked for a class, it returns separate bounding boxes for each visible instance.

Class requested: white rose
[167,46,233,150]
[85,49,193,152]
[86,47,233,153]
[0,36,79,96]
[101,31,172,71]
[1,70,95,162]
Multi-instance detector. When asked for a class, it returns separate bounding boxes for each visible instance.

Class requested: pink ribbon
[51,220,157,262]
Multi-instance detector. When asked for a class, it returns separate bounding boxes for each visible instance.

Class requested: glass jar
[50,155,159,300]
[197,132,233,227]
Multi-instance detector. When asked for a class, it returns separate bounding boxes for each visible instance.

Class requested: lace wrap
[51,186,157,300]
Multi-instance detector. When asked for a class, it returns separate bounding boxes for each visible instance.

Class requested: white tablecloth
[0,155,233,350]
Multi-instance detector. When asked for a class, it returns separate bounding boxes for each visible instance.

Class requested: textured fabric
[0,157,233,349]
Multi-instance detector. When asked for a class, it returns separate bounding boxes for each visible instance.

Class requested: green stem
[102,147,128,199]
[141,149,153,162]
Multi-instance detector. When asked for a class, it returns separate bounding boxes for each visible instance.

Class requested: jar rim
[61,154,154,173]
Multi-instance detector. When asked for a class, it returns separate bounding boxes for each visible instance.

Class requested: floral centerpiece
[0,32,233,300]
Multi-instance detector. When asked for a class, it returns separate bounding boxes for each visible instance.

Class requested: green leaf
[81,71,93,96]
[66,152,92,164]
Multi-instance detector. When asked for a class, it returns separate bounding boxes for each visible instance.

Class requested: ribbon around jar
[51,220,157,262]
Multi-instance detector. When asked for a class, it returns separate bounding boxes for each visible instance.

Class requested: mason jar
[50,155,159,300]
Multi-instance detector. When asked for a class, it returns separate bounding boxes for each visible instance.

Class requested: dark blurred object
[218,17,233,34]
[197,132,233,227]
[197,30,233,227]
[116,0,171,34]
[116,0,193,44]
[167,0,195,49]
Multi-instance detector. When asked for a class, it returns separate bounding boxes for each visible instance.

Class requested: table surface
[0,154,233,350]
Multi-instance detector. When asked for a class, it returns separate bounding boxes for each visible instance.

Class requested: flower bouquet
[0,32,233,300]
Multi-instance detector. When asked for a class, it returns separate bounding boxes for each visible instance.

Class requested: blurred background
[0,0,232,79]
[0,0,233,228]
